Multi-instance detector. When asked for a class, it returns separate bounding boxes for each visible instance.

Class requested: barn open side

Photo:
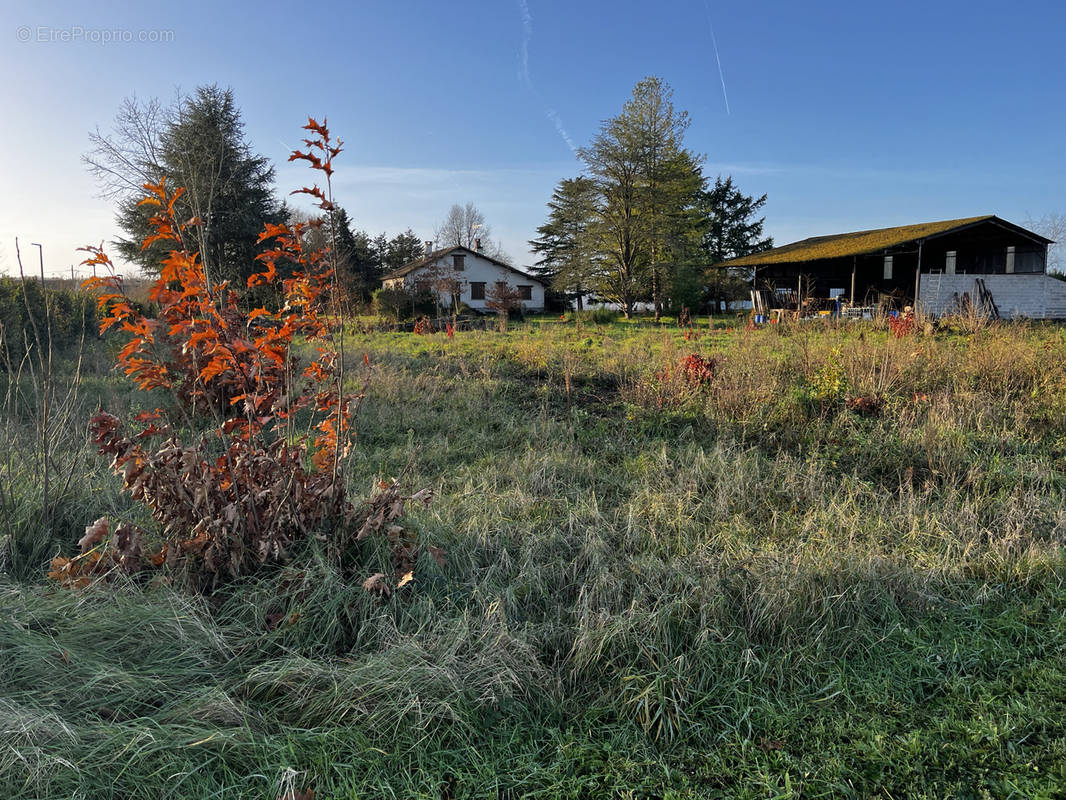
[722,216,1060,319]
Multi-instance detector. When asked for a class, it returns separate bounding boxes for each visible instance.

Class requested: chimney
[424,240,433,258]
[474,238,482,253]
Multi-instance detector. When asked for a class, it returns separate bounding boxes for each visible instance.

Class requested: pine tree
[528,176,599,310]
[698,176,773,313]
[576,77,704,317]
[383,229,425,272]
[91,86,283,286]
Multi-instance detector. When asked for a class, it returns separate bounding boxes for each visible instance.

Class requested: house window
[470,282,486,300]
[945,250,956,275]
[452,254,465,271]
[1005,246,1015,274]
[414,280,430,294]
[517,285,533,300]
[883,255,893,280]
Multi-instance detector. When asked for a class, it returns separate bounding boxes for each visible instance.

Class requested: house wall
[917,273,1066,319]
[384,252,546,312]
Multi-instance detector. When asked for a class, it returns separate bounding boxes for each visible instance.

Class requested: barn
[723,216,1063,319]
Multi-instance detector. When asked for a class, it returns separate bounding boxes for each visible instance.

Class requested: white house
[381,242,547,313]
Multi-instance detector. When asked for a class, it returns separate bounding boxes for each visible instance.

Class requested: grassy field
[3,313,1066,798]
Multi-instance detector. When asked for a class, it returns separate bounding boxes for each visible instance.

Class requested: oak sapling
[51,119,432,593]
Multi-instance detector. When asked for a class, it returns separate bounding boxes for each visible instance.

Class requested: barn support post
[914,240,923,313]
[850,256,856,305]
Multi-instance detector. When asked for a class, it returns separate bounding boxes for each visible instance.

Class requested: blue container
[754,314,767,324]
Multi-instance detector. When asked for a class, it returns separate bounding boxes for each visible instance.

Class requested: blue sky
[1,0,1064,276]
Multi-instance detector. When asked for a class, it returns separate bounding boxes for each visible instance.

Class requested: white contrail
[703,0,731,115]
[516,0,578,155]
[518,0,533,88]
[546,108,578,153]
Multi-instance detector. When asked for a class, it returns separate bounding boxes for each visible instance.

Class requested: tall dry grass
[3,315,1066,797]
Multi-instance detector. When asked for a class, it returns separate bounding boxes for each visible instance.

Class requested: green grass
[3,316,1066,797]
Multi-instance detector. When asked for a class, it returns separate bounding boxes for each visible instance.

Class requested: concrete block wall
[917,274,1066,319]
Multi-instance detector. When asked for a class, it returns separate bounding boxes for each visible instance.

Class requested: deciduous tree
[1024,212,1065,275]
[576,77,704,317]
[435,202,511,263]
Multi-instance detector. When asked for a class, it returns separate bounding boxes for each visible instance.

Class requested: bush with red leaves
[679,353,718,386]
[52,119,433,593]
[889,312,916,339]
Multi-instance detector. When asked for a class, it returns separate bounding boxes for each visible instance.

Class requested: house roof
[382,245,548,285]
[723,215,1053,267]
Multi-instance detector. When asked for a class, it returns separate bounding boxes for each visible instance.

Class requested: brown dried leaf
[78,517,109,553]
[409,488,434,507]
[111,523,143,572]
[362,572,390,597]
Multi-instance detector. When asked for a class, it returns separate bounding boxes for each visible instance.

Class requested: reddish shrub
[679,353,718,386]
[52,119,431,592]
[845,394,885,417]
[889,312,916,338]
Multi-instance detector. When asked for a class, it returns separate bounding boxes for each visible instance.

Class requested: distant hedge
[371,286,438,321]
[0,278,97,366]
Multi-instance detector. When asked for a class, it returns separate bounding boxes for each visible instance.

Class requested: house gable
[382,245,547,286]
[382,247,546,311]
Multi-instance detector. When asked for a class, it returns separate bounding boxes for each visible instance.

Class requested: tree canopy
[86,86,284,287]
[697,176,773,312]
[435,202,511,263]
[531,77,773,317]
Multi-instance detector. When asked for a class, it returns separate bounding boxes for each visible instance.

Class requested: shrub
[889,311,916,338]
[372,287,436,321]
[372,287,412,321]
[804,347,849,408]
[0,278,96,367]
[49,119,429,593]
[678,353,717,386]
[578,307,619,325]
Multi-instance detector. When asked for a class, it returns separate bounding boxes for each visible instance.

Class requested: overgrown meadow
[3,299,1066,798]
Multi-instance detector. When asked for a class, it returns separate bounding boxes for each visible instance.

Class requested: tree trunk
[652,267,662,322]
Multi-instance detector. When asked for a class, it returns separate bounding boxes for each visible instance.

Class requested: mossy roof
[724,216,1001,267]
